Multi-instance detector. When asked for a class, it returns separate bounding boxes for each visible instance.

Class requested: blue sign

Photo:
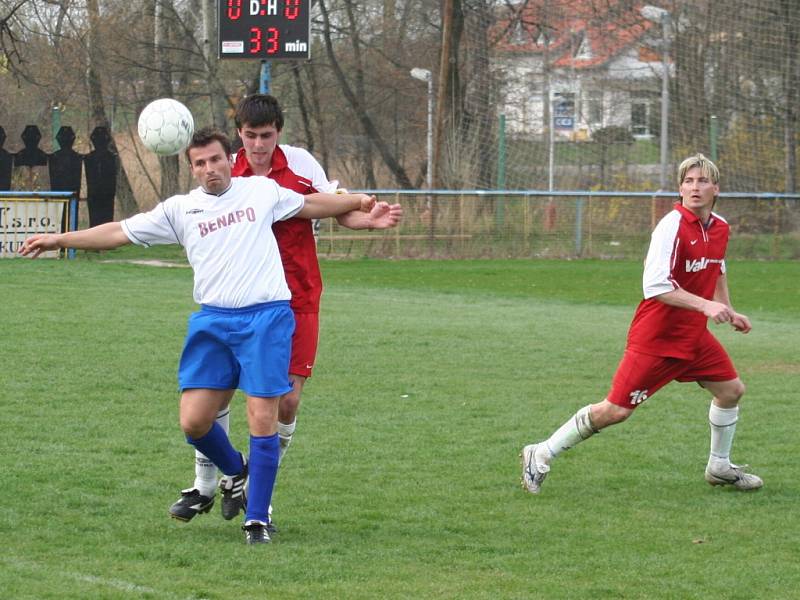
[553,96,575,130]
[554,117,574,129]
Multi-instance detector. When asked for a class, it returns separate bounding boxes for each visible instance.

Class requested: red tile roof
[493,0,658,70]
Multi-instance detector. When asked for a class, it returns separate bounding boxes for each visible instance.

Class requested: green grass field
[2,254,798,599]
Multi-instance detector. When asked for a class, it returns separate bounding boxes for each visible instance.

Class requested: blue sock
[245,433,280,524]
[186,422,243,476]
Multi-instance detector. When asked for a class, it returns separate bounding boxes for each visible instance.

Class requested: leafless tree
[317,0,413,187]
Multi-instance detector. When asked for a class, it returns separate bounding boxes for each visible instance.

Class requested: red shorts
[607,330,738,408]
[289,312,319,378]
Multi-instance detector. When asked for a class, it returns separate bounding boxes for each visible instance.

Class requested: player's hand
[367,202,403,229]
[703,300,734,324]
[358,194,377,213]
[18,234,61,258]
[730,312,752,333]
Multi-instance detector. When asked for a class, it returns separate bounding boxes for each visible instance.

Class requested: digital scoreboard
[218,0,311,60]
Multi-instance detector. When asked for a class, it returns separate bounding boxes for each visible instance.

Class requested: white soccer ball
[137,98,194,156]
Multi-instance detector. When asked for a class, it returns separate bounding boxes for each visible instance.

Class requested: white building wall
[495,45,665,140]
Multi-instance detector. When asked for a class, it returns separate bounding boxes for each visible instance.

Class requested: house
[492,0,672,140]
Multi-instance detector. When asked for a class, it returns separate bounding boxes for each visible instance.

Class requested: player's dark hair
[185,127,232,162]
[235,94,284,131]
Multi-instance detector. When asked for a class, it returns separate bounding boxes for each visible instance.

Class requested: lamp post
[640,5,671,190]
[410,67,433,189]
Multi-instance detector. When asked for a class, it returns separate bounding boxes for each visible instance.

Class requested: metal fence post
[574,197,584,256]
[395,192,401,256]
[68,194,78,259]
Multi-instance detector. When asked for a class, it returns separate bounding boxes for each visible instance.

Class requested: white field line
[1,556,208,600]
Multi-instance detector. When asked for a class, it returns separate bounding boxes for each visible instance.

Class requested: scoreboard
[218,0,311,60]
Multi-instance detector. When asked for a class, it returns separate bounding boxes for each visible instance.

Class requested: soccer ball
[137,98,194,156]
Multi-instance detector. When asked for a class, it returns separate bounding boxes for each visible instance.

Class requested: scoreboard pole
[260,60,271,94]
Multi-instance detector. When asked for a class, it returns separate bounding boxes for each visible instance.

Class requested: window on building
[587,92,603,125]
[536,26,551,47]
[512,21,528,45]
[574,34,592,59]
[631,102,648,135]
[630,92,659,137]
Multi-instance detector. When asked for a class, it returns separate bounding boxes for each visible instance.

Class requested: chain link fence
[316,191,800,260]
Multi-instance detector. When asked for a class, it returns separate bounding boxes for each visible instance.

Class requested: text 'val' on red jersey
[232,145,337,314]
[626,202,730,360]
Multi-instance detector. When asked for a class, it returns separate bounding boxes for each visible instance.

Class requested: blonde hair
[677,153,720,187]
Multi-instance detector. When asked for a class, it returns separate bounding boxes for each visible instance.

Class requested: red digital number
[284,0,300,20]
[249,27,279,55]
[227,0,242,20]
[249,27,261,54]
[266,27,279,54]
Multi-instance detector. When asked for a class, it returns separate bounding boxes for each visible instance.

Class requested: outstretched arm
[296,192,376,220]
[19,222,131,258]
[336,202,403,230]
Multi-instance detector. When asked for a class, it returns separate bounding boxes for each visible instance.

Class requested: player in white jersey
[170,94,402,530]
[19,127,393,544]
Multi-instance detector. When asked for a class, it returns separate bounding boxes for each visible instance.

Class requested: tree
[592,125,634,187]
[0,0,28,82]
[317,0,413,188]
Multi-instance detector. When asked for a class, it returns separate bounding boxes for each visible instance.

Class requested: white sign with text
[0,199,67,258]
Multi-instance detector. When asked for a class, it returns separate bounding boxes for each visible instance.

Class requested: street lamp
[410,67,433,189]
[640,5,671,190]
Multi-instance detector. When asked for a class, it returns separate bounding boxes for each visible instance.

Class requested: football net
[273,0,800,194]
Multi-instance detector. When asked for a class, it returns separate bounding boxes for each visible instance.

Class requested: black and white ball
[137,98,194,156]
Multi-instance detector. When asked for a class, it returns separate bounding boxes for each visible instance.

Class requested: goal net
[271,0,800,194]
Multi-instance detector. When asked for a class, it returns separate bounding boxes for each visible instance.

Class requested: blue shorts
[178,301,295,398]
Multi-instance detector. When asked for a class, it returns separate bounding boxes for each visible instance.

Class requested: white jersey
[121,177,304,308]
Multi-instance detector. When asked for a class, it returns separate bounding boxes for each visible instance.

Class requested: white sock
[544,405,597,458]
[193,408,230,496]
[708,403,738,471]
[277,419,296,464]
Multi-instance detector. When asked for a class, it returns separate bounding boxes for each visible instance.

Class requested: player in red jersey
[521,153,762,493]
[169,95,402,526]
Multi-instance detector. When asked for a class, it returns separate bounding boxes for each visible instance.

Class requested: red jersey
[626,203,730,359]
[232,145,337,313]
